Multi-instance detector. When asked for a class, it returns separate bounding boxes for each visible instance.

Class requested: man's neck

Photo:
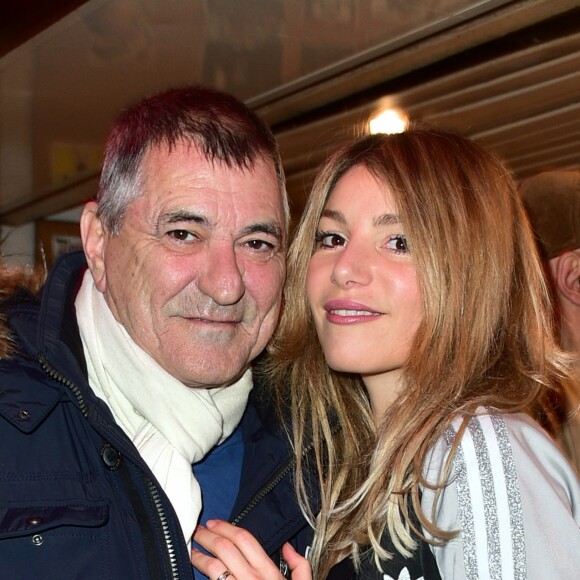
[560,311,580,357]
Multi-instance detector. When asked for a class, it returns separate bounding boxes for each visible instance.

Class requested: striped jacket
[344,410,580,580]
[420,410,580,579]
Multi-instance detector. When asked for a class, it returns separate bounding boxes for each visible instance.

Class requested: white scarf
[75,271,252,547]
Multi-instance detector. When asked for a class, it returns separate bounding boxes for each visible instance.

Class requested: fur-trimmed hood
[0,263,44,359]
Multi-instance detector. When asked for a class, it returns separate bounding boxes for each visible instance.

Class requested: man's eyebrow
[158,212,282,240]
[240,222,283,241]
[159,210,210,227]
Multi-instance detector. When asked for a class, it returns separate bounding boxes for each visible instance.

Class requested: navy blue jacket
[0,252,312,579]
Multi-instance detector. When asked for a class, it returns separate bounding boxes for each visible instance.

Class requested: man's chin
[167,354,251,389]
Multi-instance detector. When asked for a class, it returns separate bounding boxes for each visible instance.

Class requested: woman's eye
[316,232,346,248]
[386,235,409,254]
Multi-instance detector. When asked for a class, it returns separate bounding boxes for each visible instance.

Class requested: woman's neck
[362,369,405,426]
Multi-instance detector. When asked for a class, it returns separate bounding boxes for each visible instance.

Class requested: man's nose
[197,244,245,305]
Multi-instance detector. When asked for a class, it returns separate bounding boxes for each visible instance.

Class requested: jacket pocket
[0,504,109,537]
[0,503,114,580]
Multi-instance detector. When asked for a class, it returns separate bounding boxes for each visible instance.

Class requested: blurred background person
[519,169,580,470]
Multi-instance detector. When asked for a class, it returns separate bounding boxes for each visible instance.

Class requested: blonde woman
[192,127,580,579]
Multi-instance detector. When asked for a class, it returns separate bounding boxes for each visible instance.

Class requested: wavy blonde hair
[263,126,567,577]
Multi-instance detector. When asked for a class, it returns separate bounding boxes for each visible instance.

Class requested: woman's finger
[193,525,252,577]
[190,548,232,580]
[205,519,283,571]
[282,543,312,580]
[193,521,283,580]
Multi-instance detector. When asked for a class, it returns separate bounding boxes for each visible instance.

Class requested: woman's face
[306,165,422,400]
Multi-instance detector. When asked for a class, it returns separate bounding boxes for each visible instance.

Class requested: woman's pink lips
[323,300,382,324]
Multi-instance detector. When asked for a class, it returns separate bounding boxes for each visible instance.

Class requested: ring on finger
[216,571,233,580]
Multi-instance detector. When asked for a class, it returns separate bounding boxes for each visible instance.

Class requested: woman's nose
[331,242,372,288]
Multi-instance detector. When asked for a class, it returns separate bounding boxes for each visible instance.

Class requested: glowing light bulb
[369,109,408,135]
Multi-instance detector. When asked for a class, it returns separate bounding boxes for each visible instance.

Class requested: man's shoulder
[0,253,89,427]
[0,276,55,425]
[0,347,65,435]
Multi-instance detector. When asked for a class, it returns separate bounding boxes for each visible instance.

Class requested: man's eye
[168,229,195,241]
[315,232,346,248]
[245,239,274,252]
[386,235,409,254]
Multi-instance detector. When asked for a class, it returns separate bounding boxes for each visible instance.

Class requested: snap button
[18,409,31,420]
[26,516,43,526]
[31,534,44,546]
[100,443,122,470]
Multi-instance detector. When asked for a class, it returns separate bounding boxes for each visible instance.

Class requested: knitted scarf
[75,271,252,546]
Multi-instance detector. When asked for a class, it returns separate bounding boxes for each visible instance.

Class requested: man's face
[91,142,286,388]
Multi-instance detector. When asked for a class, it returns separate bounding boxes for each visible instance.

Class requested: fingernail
[206,519,217,528]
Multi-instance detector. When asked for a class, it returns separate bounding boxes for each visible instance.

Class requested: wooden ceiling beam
[0,0,90,58]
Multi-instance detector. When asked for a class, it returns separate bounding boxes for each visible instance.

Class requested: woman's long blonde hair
[263,126,568,577]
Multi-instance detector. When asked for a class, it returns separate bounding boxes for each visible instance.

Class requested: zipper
[146,478,180,579]
[230,437,320,580]
[230,456,297,579]
[232,420,339,526]
[231,456,296,579]
[39,351,181,579]
[38,352,89,417]
[231,455,296,526]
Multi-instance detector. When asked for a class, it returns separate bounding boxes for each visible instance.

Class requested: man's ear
[554,250,580,307]
[80,201,107,292]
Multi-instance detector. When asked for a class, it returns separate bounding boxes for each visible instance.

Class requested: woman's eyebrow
[320,208,400,227]
[374,213,401,227]
[320,208,345,223]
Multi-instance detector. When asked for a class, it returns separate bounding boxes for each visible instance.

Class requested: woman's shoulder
[422,408,580,579]
[424,408,579,528]
[425,407,577,480]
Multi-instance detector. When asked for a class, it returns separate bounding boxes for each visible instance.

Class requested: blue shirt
[191,425,244,580]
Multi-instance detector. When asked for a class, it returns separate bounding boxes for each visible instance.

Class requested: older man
[519,169,580,471]
[0,86,310,579]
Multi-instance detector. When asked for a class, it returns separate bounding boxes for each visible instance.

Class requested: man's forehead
[142,142,277,190]
[144,139,275,176]
[148,191,284,238]
[138,141,286,232]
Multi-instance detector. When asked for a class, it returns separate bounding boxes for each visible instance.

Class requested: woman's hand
[191,519,312,580]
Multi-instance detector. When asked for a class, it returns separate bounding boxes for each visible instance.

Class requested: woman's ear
[80,201,107,292]
[554,249,580,307]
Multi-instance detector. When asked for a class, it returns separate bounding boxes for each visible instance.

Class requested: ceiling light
[369,108,408,135]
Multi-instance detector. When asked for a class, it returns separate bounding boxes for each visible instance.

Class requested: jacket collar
[6,252,91,402]
[37,251,88,372]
